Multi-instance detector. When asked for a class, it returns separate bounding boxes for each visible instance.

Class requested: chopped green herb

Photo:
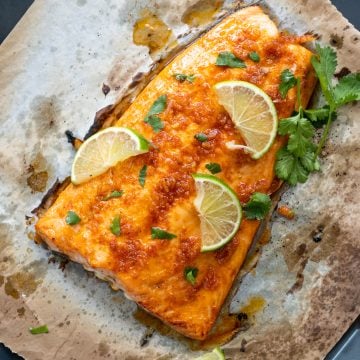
[147,94,167,116]
[205,162,222,174]
[102,190,124,201]
[29,325,49,335]
[184,266,198,285]
[216,51,246,68]
[151,227,177,240]
[248,51,260,62]
[65,211,81,225]
[139,165,147,187]
[279,69,297,98]
[243,192,272,220]
[144,115,164,133]
[144,95,167,132]
[194,133,208,142]
[110,216,121,236]
[173,73,196,83]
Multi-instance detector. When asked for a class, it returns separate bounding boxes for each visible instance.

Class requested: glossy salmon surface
[36,6,316,339]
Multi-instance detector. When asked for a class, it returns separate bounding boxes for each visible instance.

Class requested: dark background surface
[0,0,359,359]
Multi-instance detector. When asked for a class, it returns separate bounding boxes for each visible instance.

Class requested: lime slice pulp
[193,174,242,252]
[71,127,149,185]
[214,80,278,159]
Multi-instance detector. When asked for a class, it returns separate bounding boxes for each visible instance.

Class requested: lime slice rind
[214,80,278,159]
[194,347,226,360]
[71,127,149,185]
[193,174,242,252]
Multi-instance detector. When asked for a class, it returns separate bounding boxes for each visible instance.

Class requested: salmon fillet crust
[36,6,317,340]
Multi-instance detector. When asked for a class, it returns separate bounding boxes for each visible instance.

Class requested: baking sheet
[0,0,359,359]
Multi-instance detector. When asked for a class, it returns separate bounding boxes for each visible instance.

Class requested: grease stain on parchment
[98,341,110,356]
[0,223,15,274]
[30,95,62,137]
[281,215,341,294]
[3,261,47,299]
[17,307,26,317]
[330,33,344,49]
[133,10,173,54]
[26,152,50,193]
[182,0,224,27]
[239,296,266,319]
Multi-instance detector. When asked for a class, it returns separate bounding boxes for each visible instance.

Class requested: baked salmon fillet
[36,6,316,340]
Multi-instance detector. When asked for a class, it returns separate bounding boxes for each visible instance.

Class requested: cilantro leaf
[151,227,177,240]
[311,45,337,108]
[110,216,121,236]
[29,325,49,335]
[275,148,309,185]
[102,190,123,201]
[147,95,167,116]
[184,267,198,285]
[333,73,360,107]
[248,51,260,62]
[303,106,332,128]
[300,148,320,172]
[243,192,271,220]
[173,73,196,83]
[216,52,246,68]
[287,118,315,157]
[65,211,81,225]
[144,115,164,133]
[205,162,222,174]
[139,165,147,187]
[279,69,297,98]
[278,113,300,135]
[278,112,315,157]
[144,95,167,132]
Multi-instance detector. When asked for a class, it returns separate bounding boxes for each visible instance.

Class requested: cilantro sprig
[311,45,360,156]
[275,79,320,185]
[275,45,360,185]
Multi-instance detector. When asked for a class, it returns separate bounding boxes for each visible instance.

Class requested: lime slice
[194,347,226,360]
[71,127,149,184]
[193,174,242,252]
[214,80,278,159]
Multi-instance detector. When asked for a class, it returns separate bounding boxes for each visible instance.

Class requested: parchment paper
[0,0,359,359]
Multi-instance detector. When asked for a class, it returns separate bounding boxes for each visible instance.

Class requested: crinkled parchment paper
[0,0,359,359]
